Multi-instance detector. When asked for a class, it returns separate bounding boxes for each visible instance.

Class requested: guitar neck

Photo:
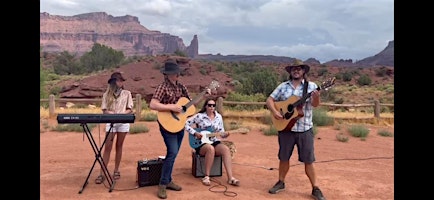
[204,132,222,138]
[184,90,207,109]
[293,87,321,107]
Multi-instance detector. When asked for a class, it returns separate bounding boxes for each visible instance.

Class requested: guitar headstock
[320,77,336,91]
[207,80,220,91]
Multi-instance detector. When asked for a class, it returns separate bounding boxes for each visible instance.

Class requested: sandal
[113,171,121,180]
[95,175,105,184]
[202,176,211,186]
[228,178,240,186]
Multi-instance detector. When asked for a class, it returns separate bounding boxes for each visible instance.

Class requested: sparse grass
[52,124,96,132]
[141,111,158,121]
[224,120,242,130]
[129,124,150,134]
[261,125,278,136]
[313,108,334,126]
[336,133,349,142]
[377,129,393,137]
[347,124,370,139]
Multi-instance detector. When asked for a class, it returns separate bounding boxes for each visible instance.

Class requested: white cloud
[40,0,394,63]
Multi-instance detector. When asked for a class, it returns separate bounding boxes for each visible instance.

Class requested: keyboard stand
[78,123,116,194]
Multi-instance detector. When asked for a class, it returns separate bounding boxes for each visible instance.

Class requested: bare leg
[278,160,290,182]
[114,132,127,173]
[100,132,115,175]
[305,163,317,187]
[214,143,234,181]
[199,144,215,176]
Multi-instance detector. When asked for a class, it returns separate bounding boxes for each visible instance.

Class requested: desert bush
[336,133,349,142]
[259,113,273,125]
[347,125,370,138]
[357,74,372,86]
[262,125,278,136]
[141,112,157,121]
[313,108,334,126]
[52,124,96,132]
[129,124,149,134]
[377,129,393,137]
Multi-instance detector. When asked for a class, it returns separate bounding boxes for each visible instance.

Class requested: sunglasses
[207,104,216,107]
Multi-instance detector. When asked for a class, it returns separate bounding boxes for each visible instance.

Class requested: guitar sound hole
[283,112,292,119]
[287,105,294,113]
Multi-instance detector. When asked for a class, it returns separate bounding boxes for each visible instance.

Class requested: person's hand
[194,132,202,139]
[272,110,283,120]
[221,131,230,138]
[171,104,183,113]
[311,90,320,99]
[204,88,212,98]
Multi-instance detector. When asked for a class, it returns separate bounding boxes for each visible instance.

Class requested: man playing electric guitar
[149,59,211,199]
[265,59,326,200]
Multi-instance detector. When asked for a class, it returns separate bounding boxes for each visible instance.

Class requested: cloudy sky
[40,0,394,63]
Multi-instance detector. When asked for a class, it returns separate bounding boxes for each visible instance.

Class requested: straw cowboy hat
[160,61,181,75]
[107,72,126,84]
[285,59,310,73]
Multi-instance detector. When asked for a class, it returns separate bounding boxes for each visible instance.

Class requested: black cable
[197,153,238,197]
[233,156,394,169]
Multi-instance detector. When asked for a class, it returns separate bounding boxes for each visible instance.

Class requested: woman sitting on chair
[185,98,240,186]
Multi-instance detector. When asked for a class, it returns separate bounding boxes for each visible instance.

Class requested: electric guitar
[189,127,249,149]
[270,77,336,131]
[157,80,219,133]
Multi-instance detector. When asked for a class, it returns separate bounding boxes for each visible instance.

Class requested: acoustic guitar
[270,77,336,131]
[189,127,249,149]
[157,80,219,133]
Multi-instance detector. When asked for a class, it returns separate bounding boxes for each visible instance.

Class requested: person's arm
[124,91,134,114]
[185,115,203,139]
[311,90,320,107]
[266,96,283,120]
[149,98,182,112]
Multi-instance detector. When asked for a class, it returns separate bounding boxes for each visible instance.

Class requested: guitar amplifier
[137,158,164,187]
[192,152,222,178]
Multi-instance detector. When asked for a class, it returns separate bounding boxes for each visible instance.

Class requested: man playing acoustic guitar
[265,59,326,200]
[149,59,210,199]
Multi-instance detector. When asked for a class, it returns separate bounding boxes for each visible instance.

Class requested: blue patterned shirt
[269,80,318,132]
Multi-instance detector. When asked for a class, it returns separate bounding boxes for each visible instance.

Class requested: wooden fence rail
[41,95,394,119]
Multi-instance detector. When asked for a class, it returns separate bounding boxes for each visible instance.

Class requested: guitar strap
[180,84,191,99]
[302,79,308,104]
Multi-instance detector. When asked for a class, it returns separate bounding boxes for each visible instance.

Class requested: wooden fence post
[135,94,142,120]
[216,97,224,115]
[49,94,55,118]
[374,100,380,118]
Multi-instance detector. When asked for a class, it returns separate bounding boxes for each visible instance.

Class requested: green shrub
[262,125,278,136]
[141,112,157,121]
[52,124,96,132]
[336,133,349,142]
[313,108,334,126]
[129,124,149,134]
[347,125,370,138]
[377,129,393,137]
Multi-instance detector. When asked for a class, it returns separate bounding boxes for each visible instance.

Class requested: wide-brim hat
[160,62,181,75]
[107,72,126,84]
[285,59,310,73]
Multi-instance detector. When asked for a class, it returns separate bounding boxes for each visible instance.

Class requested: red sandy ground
[40,120,394,200]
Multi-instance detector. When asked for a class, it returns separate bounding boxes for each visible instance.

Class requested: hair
[103,81,122,109]
[198,98,216,113]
